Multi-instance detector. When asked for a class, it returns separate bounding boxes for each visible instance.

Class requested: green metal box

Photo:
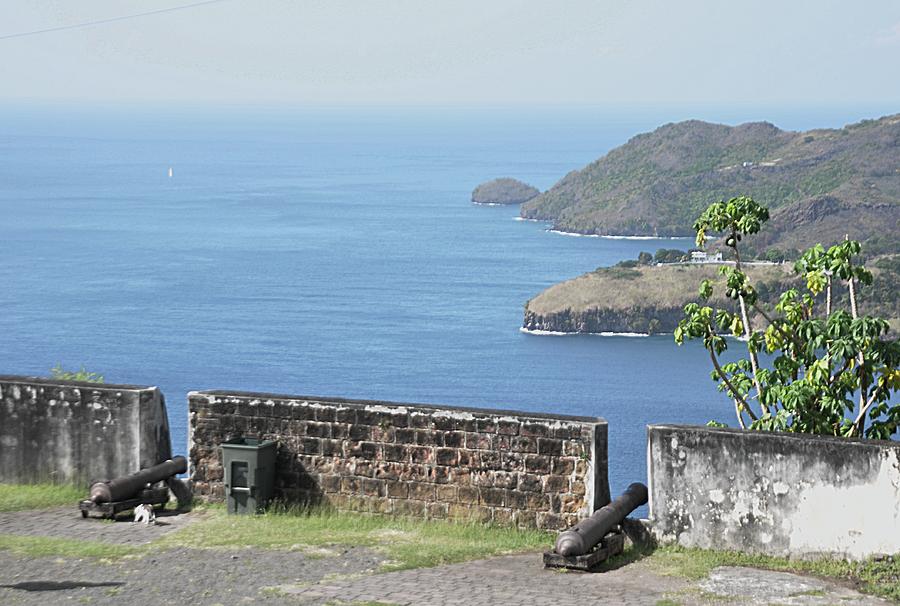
[220,437,277,514]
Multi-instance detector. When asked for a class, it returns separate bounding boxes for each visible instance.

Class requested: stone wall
[189,390,609,529]
[648,424,900,560]
[0,375,172,484]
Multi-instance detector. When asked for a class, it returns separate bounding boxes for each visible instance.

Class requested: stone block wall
[648,424,900,560]
[189,390,609,529]
[0,375,172,484]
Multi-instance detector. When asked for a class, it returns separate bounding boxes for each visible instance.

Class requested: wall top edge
[189,389,606,425]
[0,374,158,392]
[647,423,900,449]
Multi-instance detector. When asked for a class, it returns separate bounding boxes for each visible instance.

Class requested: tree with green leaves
[675,196,900,439]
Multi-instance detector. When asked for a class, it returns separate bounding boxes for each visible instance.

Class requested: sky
[1,0,899,109]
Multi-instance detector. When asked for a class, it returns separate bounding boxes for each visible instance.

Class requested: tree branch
[828,356,852,387]
[732,232,766,413]
[850,382,886,437]
[738,295,767,409]
[845,259,867,433]
[707,335,759,422]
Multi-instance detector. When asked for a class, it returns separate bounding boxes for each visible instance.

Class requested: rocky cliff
[523,306,685,334]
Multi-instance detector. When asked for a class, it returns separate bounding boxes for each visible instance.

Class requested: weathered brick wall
[0,375,172,483]
[189,390,609,529]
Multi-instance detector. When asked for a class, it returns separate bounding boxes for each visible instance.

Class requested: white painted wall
[648,424,900,560]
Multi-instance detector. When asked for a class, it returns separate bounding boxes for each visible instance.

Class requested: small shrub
[654,248,688,264]
[604,267,641,280]
[49,364,104,383]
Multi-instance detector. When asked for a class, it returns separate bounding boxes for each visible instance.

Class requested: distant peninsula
[524,264,792,335]
[472,178,540,205]
[517,114,900,255]
[523,256,900,336]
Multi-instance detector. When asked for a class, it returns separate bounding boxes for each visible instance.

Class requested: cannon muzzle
[555,482,648,557]
[89,456,188,504]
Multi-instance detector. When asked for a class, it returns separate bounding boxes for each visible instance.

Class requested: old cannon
[79,456,190,519]
[544,482,648,571]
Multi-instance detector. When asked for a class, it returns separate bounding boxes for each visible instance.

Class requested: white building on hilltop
[691,251,724,263]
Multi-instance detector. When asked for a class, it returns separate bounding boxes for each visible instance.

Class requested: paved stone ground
[0,506,198,545]
[0,546,384,605]
[0,507,894,605]
[279,554,690,605]
[279,556,894,606]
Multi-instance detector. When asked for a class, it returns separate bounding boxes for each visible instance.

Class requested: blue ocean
[0,105,879,507]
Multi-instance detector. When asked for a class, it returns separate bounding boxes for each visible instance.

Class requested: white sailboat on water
[168,167,173,178]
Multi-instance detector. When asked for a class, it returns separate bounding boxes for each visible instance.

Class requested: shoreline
[519,327,652,337]
[546,229,693,241]
[519,326,750,341]
[510,214,694,240]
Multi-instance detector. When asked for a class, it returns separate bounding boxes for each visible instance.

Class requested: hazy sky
[2,0,899,108]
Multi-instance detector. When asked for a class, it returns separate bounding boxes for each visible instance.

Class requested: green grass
[646,545,900,602]
[158,504,552,571]
[0,497,549,570]
[0,483,84,512]
[0,535,137,559]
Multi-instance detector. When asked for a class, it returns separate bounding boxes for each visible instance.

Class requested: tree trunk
[733,399,746,429]
[846,275,869,436]
[732,235,766,415]
[709,344,758,423]
[738,294,766,414]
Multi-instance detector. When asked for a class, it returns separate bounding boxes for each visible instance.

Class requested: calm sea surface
[0,106,879,509]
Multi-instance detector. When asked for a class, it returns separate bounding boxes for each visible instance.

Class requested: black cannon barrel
[89,456,187,503]
[555,482,648,557]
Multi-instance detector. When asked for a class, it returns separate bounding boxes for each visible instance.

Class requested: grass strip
[159,505,552,571]
[0,483,84,512]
